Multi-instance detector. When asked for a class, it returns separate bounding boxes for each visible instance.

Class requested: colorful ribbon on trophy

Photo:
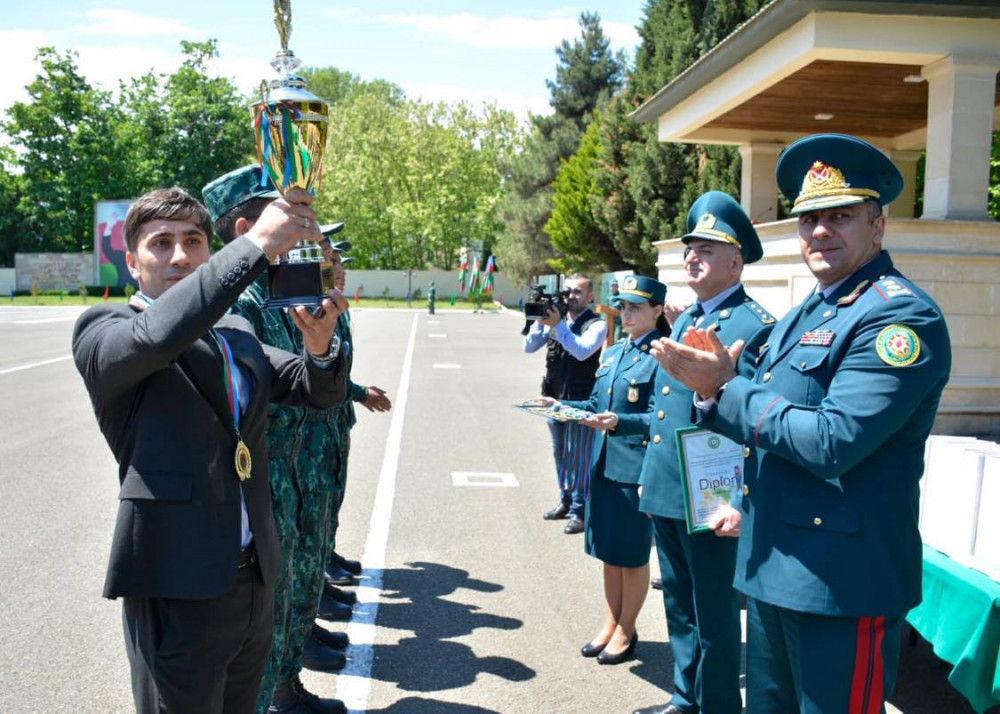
[253,100,312,193]
[208,330,253,481]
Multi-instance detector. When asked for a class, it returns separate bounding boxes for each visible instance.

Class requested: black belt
[238,544,256,569]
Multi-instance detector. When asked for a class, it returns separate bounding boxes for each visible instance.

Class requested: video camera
[524,285,571,321]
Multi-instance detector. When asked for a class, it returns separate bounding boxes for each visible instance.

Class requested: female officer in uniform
[545,275,669,665]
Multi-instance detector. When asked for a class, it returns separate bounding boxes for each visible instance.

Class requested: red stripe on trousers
[849,616,886,714]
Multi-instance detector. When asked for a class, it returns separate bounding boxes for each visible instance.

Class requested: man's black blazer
[73,238,346,601]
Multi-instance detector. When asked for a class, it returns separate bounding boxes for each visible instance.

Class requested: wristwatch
[309,334,341,364]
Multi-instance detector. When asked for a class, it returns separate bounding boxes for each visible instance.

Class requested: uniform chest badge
[627,386,640,403]
[876,324,920,367]
[800,329,835,347]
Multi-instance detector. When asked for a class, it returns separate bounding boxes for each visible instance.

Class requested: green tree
[545,120,624,272]
[118,40,255,197]
[3,47,125,252]
[299,66,360,108]
[315,81,519,270]
[0,150,29,265]
[591,0,770,266]
[547,12,627,130]
[495,12,626,283]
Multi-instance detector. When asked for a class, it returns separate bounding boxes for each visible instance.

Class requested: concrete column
[888,150,921,218]
[920,55,1000,221]
[738,142,783,224]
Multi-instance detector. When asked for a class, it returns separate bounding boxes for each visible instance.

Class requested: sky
[2,1,648,123]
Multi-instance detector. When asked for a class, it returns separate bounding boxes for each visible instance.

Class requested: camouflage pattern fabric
[277,316,347,680]
[229,275,306,714]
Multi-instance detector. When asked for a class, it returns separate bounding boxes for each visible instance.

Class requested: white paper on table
[972,453,1000,581]
[920,436,979,527]
[921,443,996,565]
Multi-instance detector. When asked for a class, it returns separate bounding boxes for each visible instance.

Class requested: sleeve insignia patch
[800,330,835,347]
[876,324,920,367]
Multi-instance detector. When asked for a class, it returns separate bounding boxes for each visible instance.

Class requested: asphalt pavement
[0,305,980,713]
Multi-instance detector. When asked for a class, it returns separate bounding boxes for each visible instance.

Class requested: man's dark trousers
[124,559,274,714]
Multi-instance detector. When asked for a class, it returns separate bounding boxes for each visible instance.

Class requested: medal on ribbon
[210,331,253,481]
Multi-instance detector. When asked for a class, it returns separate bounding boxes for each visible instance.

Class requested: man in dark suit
[73,186,349,713]
[653,134,951,712]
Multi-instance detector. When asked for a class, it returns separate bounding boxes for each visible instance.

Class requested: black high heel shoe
[580,640,606,658]
[596,632,638,665]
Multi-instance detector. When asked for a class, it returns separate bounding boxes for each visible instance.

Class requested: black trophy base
[262,261,335,310]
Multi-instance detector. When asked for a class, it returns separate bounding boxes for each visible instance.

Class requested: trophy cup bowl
[253,39,334,309]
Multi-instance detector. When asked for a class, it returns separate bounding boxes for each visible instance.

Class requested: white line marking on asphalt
[452,472,519,488]
[427,320,440,324]
[336,312,418,713]
[0,355,73,375]
[432,363,461,369]
[428,333,447,338]
[11,317,78,324]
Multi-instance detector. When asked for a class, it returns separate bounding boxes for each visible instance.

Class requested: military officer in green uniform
[203,166,347,714]
[549,275,670,666]
[653,134,951,713]
[632,192,774,714]
[320,240,392,601]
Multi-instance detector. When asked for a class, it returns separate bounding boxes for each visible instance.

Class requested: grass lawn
[5,295,501,311]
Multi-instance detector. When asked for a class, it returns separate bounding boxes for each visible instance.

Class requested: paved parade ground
[0,305,981,713]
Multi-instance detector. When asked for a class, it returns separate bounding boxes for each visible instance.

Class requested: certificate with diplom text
[675,427,745,534]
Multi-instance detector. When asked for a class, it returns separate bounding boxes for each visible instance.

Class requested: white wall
[342,269,528,304]
[0,269,15,295]
[14,253,93,290]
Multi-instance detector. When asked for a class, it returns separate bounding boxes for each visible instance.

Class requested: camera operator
[523,274,607,534]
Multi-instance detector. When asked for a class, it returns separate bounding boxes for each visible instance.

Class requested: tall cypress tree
[591,0,771,273]
[494,13,626,283]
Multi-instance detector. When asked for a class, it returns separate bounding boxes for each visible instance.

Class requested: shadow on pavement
[370,561,535,693]
[367,696,500,713]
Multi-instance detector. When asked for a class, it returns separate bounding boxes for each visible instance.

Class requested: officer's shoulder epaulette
[871,275,917,302]
[741,299,776,325]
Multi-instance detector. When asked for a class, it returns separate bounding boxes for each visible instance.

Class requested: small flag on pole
[482,256,495,294]
[469,258,481,295]
[354,287,361,304]
[457,257,468,293]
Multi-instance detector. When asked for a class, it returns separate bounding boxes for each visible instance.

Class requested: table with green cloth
[906,545,1000,712]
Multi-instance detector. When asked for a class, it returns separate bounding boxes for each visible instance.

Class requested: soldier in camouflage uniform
[203,165,346,714]
[277,229,358,689]
[319,241,391,604]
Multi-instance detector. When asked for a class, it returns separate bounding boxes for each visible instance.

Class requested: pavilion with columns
[634,0,1000,435]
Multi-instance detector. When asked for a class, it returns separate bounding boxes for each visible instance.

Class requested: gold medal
[627,386,640,403]
[235,439,253,481]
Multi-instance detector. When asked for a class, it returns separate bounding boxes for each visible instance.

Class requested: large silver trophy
[253,0,334,309]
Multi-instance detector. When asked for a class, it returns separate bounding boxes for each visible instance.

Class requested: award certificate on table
[675,427,745,534]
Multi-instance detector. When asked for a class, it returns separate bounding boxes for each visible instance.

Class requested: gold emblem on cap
[623,276,638,290]
[697,213,716,229]
[795,160,879,209]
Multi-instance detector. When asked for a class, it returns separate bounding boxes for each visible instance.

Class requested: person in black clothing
[522,274,608,534]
